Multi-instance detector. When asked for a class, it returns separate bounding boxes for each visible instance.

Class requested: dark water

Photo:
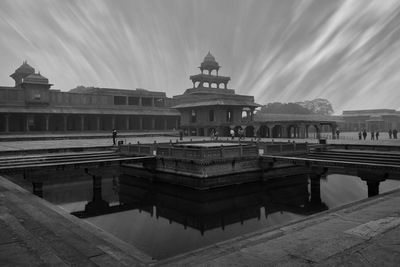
[37,169,400,260]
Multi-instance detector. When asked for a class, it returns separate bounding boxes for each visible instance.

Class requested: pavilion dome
[14,61,35,74]
[23,72,49,84]
[200,51,219,70]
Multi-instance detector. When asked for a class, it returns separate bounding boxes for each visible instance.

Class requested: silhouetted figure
[389,129,392,139]
[362,129,367,140]
[214,131,219,140]
[230,129,235,140]
[358,131,362,140]
[371,131,374,140]
[112,129,117,145]
[179,130,183,140]
[394,129,398,139]
[375,131,379,140]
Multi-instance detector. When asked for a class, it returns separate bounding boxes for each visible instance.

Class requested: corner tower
[10,61,35,87]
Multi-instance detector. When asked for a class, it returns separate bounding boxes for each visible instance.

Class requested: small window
[114,96,127,105]
[209,110,214,122]
[226,109,233,122]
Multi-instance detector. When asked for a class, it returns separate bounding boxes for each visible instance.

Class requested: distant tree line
[258,98,334,115]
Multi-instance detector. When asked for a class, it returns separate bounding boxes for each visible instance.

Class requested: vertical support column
[151,117,155,130]
[175,117,179,129]
[331,124,336,140]
[80,115,85,131]
[164,118,168,130]
[45,115,49,132]
[112,116,116,130]
[310,175,321,204]
[151,97,155,107]
[96,116,100,131]
[4,114,9,133]
[25,115,30,132]
[367,181,380,197]
[139,117,143,130]
[139,97,142,106]
[63,115,68,132]
[126,116,130,131]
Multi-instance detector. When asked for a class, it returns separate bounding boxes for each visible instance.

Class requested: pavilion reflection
[73,171,328,235]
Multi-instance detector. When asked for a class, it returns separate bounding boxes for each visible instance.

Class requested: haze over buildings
[1,0,400,113]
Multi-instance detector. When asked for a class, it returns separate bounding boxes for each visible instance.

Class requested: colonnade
[0,113,179,133]
[183,122,338,139]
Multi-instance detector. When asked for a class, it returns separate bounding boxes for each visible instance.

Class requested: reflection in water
[37,168,400,260]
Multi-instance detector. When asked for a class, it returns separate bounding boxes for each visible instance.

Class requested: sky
[1,0,400,114]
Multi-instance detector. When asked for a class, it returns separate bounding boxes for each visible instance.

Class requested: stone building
[172,52,339,138]
[172,52,260,137]
[0,61,180,133]
[340,109,400,132]
[0,54,339,138]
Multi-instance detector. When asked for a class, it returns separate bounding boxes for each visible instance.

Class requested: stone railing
[156,145,259,160]
[258,142,308,155]
[119,143,156,156]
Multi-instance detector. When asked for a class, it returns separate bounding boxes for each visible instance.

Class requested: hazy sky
[1,0,400,113]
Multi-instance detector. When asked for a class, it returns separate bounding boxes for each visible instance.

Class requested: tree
[296,98,334,115]
[259,102,312,114]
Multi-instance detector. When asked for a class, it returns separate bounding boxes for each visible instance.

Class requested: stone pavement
[0,134,399,153]
[157,189,400,266]
[0,175,153,266]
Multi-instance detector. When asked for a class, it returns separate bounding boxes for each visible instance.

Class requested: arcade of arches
[0,113,179,133]
[183,122,338,139]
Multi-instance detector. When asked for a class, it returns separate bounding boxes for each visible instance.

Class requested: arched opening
[210,83,218,88]
[49,114,64,131]
[30,115,46,131]
[306,125,318,139]
[272,125,283,138]
[84,115,97,131]
[245,126,254,138]
[287,125,298,138]
[0,115,5,132]
[154,117,164,130]
[220,126,230,137]
[116,116,127,131]
[67,115,81,131]
[203,82,210,88]
[198,128,205,136]
[259,125,270,138]
[9,114,25,132]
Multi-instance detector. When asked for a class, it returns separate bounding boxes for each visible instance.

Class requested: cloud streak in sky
[1,0,400,113]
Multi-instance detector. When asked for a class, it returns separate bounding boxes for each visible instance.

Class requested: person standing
[336,129,340,139]
[362,129,367,140]
[358,131,362,140]
[375,131,379,140]
[389,129,392,139]
[371,130,375,140]
[394,129,398,139]
[230,129,235,140]
[112,129,117,145]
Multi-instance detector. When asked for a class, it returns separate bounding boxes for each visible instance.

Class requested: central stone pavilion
[172,52,260,137]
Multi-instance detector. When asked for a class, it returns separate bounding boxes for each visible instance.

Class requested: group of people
[358,129,379,140]
[388,129,398,139]
[358,129,398,140]
[229,128,245,140]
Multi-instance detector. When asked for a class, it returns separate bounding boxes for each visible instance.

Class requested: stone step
[306,155,400,166]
